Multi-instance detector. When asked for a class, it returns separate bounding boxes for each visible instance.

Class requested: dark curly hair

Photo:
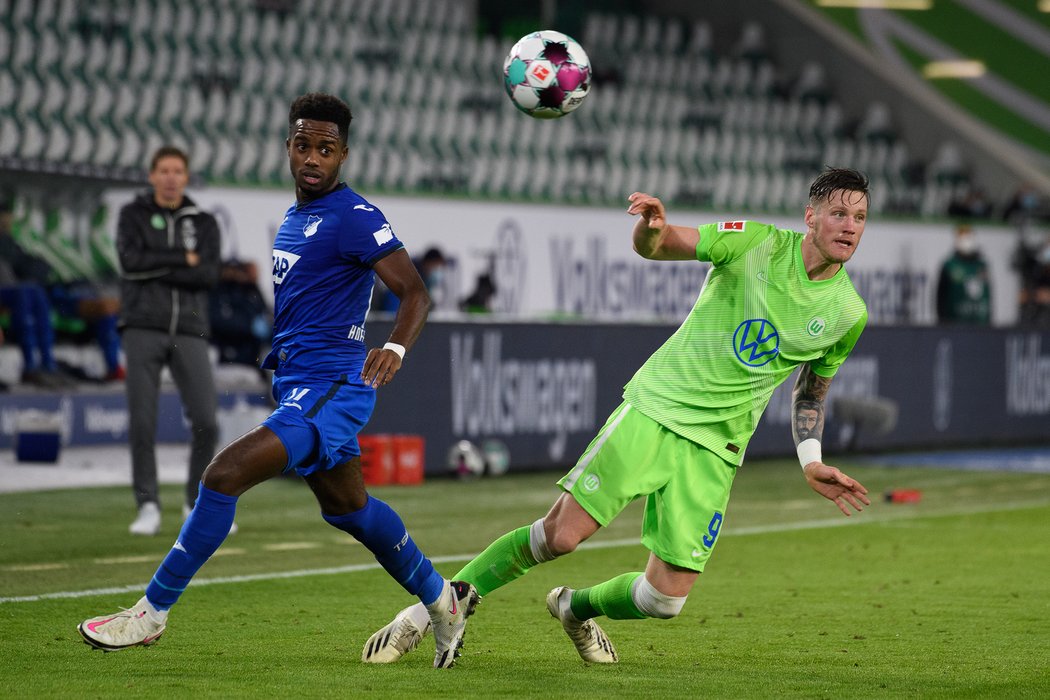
[288,93,353,143]
[808,167,870,207]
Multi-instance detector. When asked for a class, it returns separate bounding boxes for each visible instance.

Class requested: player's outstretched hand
[803,462,870,516]
[627,192,666,230]
[361,347,403,388]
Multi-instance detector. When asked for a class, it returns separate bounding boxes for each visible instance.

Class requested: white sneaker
[129,502,161,536]
[78,596,167,651]
[546,586,618,663]
[361,603,431,663]
[429,580,480,669]
[183,503,238,535]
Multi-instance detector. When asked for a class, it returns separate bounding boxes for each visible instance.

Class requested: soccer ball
[503,30,591,119]
[447,440,486,480]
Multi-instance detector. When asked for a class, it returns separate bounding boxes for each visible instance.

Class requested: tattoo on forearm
[792,366,832,445]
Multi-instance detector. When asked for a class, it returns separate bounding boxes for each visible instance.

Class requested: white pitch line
[263,542,321,552]
[93,555,158,565]
[3,563,68,572]
[2,497,1047,605]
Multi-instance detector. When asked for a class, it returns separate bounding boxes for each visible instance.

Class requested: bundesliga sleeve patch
[372,223,394,245]
[717,220,747,232]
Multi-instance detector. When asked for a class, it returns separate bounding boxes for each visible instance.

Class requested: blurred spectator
[936,224,991,325]
[1002,184,1046,226]
[947,187,992,220]
[117,145,221,536]
[1,202,63,388]
[209,259,272,373]
[460,272,497,313]
[0,323,6,390]
[0,201,118,386]
[1016,235,1050,327]
[373,246,449,313]
[415,247,449,305]
[0,272,68,389]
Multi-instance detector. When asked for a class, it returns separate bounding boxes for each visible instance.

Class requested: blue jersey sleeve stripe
[363,243,405,267]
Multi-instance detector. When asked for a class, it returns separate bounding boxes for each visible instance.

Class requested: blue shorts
[263,373,375,477]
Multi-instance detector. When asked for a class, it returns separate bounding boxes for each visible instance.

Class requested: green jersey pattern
[623,221,867,465]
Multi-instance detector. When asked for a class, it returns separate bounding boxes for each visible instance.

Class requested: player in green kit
[362,168,873,665]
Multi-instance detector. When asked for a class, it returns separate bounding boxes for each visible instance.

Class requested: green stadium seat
[68,120,93,164]
[114,128,143,169]
[42,118,71,164]
[211,138,237,182]
[90,122,118,167]
[0,1,976,215]
[80,33,108,81]
[0,62,13,116]
[8,0,35,33]
[10,204,77,284]
[0,113,18,158]
[17,114,46,160]
[124,40,152,84]
[233,9,259,58]
[231,136,261,183]
[43,207,99,283]
[87,205,120,281]
[86,82,114,129]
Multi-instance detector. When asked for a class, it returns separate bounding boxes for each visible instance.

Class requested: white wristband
[382,342,406,360]
[797,439,822,470]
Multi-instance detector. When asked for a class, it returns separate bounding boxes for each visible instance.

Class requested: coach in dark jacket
[117,146,223,537]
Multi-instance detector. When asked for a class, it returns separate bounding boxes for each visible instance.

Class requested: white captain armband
[797,438,822,470]
[383,342,406,360]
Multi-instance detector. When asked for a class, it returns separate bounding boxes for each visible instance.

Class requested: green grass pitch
[2,458,1049,698]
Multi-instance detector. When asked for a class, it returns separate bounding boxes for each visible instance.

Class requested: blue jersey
[262,183,403,381]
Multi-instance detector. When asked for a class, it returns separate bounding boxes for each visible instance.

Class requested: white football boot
[78,597,167,651]
[361,603,431,663]
[429,580,480,669]
[546,586,619,663]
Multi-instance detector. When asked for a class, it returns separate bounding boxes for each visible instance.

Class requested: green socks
[449,523,650,622]
[453,526,537,597]
[570,572,646,620]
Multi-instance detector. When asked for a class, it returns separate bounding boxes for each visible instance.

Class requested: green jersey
[623,220,868,465]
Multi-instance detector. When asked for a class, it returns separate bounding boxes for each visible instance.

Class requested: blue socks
[323,496,444,605]
[144,488,442,611]
[145,483,237,611]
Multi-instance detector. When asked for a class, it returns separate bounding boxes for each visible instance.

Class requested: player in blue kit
[78,93,478,669]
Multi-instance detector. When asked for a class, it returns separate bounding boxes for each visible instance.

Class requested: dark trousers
[0,284,55,372]
[123,327,218,508]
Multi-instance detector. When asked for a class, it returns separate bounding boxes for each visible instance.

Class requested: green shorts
[558,402,737,572]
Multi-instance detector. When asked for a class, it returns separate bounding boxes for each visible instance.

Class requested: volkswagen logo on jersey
[733,318,780,367]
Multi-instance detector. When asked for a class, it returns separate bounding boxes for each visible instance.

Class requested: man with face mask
[936,224,991,325]
[371,247,449,314]
[416,248,447,294]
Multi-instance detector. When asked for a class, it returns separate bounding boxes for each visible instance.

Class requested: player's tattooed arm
[793,364,870,516]
[791,364,832,446]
